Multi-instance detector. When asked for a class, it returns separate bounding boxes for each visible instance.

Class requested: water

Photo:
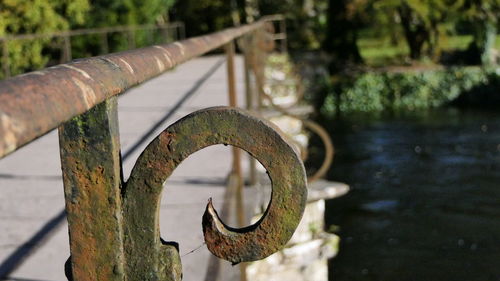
[321,108,500,281]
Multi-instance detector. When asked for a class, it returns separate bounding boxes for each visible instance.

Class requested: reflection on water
[324,108,500,281]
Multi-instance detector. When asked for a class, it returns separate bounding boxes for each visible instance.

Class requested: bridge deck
[0,55,248,281]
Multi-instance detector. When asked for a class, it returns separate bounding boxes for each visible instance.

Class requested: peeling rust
[123,107,307,268]
[153,46,174,67]
[71,77,97,109]
[117,58,134,74]
[173,42,186,56]
[61,64,93,80]
[7,16,300,281]
[59,97,125,281]
[0,112,22,156]
[155,56,165,71]
[58,107,305,280]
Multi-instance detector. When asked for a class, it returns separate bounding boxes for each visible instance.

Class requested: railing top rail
[0,20,265,159]
[261,14,286,21]
[0,22,184,41]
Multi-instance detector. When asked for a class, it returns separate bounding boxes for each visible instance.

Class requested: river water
[322,108,500,281]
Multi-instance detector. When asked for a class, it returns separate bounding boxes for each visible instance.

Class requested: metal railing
[0,16,308,281]
[261,14,287,53]
[0,22,185,78]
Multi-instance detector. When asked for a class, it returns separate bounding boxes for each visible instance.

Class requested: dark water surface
[323,108,500,281]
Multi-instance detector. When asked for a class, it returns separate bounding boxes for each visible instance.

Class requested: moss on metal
[59,97,125,281]
[123,107,307,270]
[60,106,307,281]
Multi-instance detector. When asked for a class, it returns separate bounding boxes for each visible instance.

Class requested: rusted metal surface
[59,97,125,281]
[4,14,307,280]
[0,20,264,159]
[58,105,306,280]
[124,107,307,270]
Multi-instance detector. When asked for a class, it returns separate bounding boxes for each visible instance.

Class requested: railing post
[224,40,245,227]
[100,32,109,54]
[2,40,10,78]
[253,30,265,110]
[173,25,179,42]
[161,26,170,43]
[241,35,258,186]
[225,41,248,281]
[147,27,154,45]
[58,97,125,281]
[180,23,186,40]
[127,29,136,49]
[279,18,287,53]
[63,35,72,62]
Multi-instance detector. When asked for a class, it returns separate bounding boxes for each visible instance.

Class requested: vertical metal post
[225,41,247,281]
[280,18,287,53]
[147,28,154,45]
[63,35,72,62]
[254,30,264,110]
[100,32,109,54]
[1,40,10,78]
[173,26,179,42]
[243,36,258,186]
[180,23,186,40]
[127,29,136,49]
[161,27,169,44]
[59,97,125,281]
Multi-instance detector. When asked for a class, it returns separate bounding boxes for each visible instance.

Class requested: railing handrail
[0,21,185,41]
[0,20,266,159]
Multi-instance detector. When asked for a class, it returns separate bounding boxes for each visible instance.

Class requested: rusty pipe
[0,21,265,159]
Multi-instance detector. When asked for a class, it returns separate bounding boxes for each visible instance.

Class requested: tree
[374,0,463,61]
[171,0,234,37]
[0,0,89,77]
[324,0,366,67]
[71,0,176,57]
[397,2,430,60]
[258,0,329,50]
[461,0,499,65]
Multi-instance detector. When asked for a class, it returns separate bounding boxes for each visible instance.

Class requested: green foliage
[358,37,410,66]
[86,0,174,27]
[71,0,175,59]
[0,0,90,77]
[323,0,367,65]
[0,0,176,78]
[170,0,329,49]
[259,0,329,50]
[358,34,500,67]
[321,67,499,115]
[171,0,234,37]
[367,0,499,62]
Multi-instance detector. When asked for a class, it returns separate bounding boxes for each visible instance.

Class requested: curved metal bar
[301,119,334,183]
[122,107,307,279]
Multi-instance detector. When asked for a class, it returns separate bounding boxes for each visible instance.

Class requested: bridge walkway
[0,55,248,281]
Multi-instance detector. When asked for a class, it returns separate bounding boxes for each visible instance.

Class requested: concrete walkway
[0,55,248,281]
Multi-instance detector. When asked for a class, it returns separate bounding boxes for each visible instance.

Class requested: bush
[320,67,499,115]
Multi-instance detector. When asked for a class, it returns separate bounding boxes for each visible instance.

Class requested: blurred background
[1,0,499,280]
